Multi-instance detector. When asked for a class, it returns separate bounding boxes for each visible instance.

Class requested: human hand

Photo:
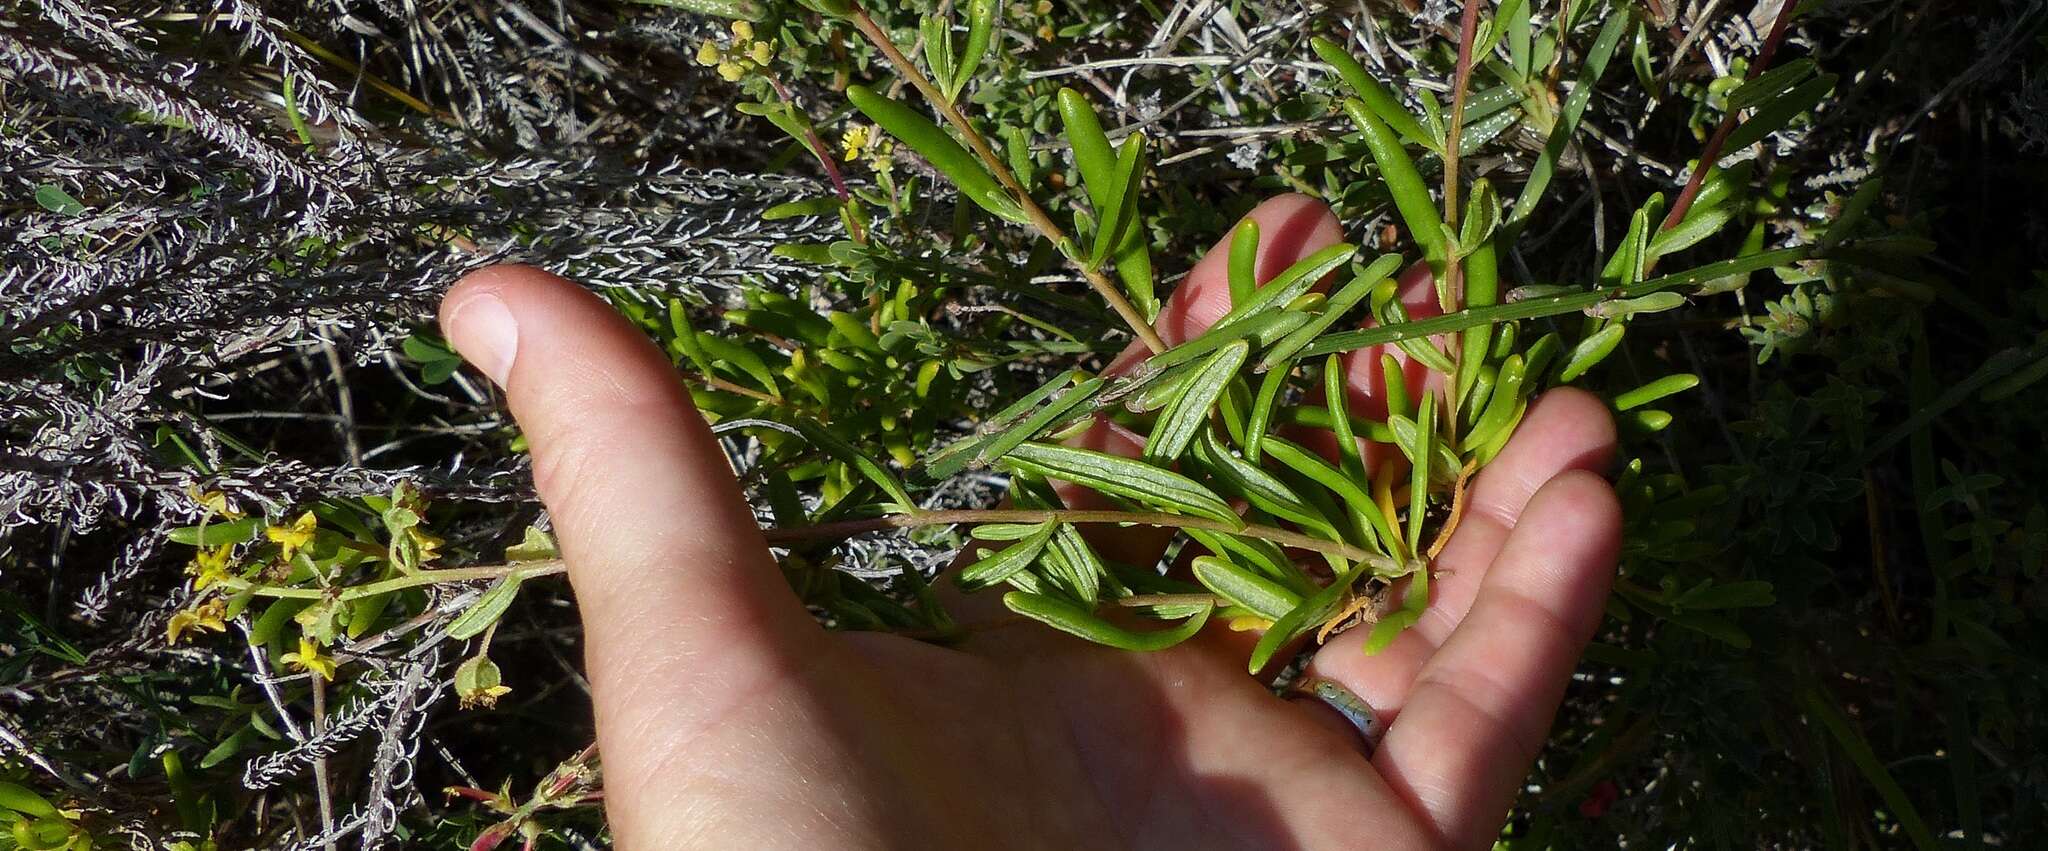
[438,194,1619,850]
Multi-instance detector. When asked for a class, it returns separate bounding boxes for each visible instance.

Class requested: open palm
[439,195,1620,850]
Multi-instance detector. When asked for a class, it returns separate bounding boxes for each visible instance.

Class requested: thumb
[438,265,820,807]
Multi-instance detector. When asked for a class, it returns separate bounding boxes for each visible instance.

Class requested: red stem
[1658,0,1800,231]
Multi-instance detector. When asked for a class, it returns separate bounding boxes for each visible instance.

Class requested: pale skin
[439,195,1622,850]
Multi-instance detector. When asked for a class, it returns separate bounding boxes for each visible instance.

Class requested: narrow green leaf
[250,599,308,648]
[1375,295,1458,374]
[1615,373,1700,410]
[1089,134,1146,268]
[0,782,61,819]
[1600,204,1654,288]
[1191,431,1331,532]
[1557,322,1626,382]
[973,377,1106,466]
[1145,341,1249,461]
[1821,177,1882,251]
[1297,247,1817,358]
[168,517,261,547]
[1727,58,1816,113]
[1311,36,1437,151]
[951,0,999,97]
[1248,570,1356,673]
[1463,354,1527,451]
[971,522,1051,541]
[1210,243,1358,333]
[1584,291,1687,319]
[1407,392,1434,546]
[1004,592,1212,651]
[1723,74,1836,151]
[33,184,85,216]
[1981,349,2048,402]
[1041,525,1107,606]
[1242,365,1289,462]
[1128,310,1309,386]
[1192,556,1302,621]
[1324,354,1367,487]
[1260,434,1399,551]
[696,333,780,393]
[1507,10,1630,230]
[1058,87,1118,210]
[1184,528,1316,596]
[791,418,918,509]
[447,573,525,640]
[1648,202,1736,258]
[1458,179,1501,250]
[1256,254,1403,371]
[927,370,1080,477]
[848,84,1024,222]
[1362,609,1421,654]
[920,17,957,95]
[957,521,1056,590]
[1003,442,1239,524]
[1799,689,1941,851]
[1342,99,1444,263]
[1456,239,1500,406]
[1228,219,1261,307]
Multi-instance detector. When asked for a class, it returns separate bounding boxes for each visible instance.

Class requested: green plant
[13,0,2047,845]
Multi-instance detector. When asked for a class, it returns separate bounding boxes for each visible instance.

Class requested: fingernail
[445,292,518,385]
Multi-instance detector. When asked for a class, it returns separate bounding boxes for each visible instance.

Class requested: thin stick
[218,560,567,601]
[310,678,336,851]
[846,5,1168,353]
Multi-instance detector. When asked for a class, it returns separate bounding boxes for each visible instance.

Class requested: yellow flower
[717,61,746,82]
[266,511,317,560]
[841,124,870,161]
[866,136,896,175]
[166,599,228,645]
[411,528,444,567]
[749,40,775,65]
[186,544,235,591]
[694,41,721,66]
[282,636,338,681]
[193,489,244,520]
[731,19,755,40]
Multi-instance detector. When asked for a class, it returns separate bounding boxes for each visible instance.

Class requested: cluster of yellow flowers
[695,20,778,82]
[839,122,895,176]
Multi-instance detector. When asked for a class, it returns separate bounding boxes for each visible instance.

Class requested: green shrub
[3,0,2044,847]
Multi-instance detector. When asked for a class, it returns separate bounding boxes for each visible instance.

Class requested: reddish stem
[1658,0,1800,232]
[1443,0,1484,231]
[770,78,853,201]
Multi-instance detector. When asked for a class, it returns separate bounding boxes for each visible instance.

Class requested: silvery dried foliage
[0,0,830,845]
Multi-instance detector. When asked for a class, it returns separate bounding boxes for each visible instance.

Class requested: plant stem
[1299,245,1816,356]
[846,4,1168,353]
[762,508,1406,571]
[1440,0,1485,427]
[1657,0,1799,232]
[1443,0,1484,233]
[219,560,566,601]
